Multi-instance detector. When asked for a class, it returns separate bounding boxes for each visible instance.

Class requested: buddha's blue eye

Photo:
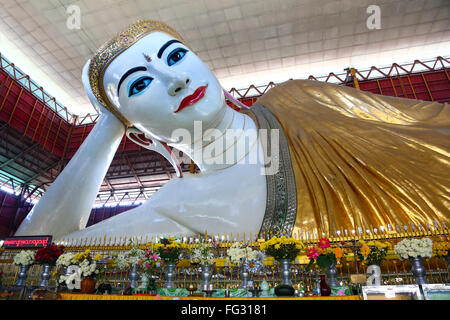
[128,76,153,97]
[167,48,188,66]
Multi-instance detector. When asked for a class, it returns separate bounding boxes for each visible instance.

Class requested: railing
[228,56,450,99]
[0,231,448,290]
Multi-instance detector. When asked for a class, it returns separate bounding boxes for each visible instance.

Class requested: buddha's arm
[57,161,267,241]
[14,112,125,239]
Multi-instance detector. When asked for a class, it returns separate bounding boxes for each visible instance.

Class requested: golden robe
[254,80,450,237]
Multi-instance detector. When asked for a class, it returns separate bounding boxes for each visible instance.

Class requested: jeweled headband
[88,20,187,126]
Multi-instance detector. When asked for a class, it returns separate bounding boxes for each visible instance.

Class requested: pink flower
[151,254,160,261]
[145,262,150,268]
[338,290,346,296]
[318,238,330,249]
[138,261,142,264]
[307,247,320,260]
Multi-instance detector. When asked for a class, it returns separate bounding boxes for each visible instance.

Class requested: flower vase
[39,264,52,287]
[319,274,331,296]
[164,262,177,288]
[201,263,213,290]
[410,257,427,285]
[366,264,382,286]
[239,263,249,289]
[129,264,138,289]
[80,277,96,293]
[15,265,30,286]
[274,259,295,297]
[326,262,339,287]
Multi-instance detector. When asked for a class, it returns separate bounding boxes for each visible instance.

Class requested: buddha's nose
[168,75,190,96]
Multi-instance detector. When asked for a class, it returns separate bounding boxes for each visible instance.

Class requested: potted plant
[356,240,392,286]
[433,241,450,272]
[305,238,337,296]
[13,250,36,286]
[138,248,162,293]
[69,249,102,293]
[35,243,64,287]
[125,240,145,289]
[394,237,433,285]
[154,237,187,288]
[56,252,78,290]
[190,240,217,290]
[227,242,265,289]
[259,236,304,296]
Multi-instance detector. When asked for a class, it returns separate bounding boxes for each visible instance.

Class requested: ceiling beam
[0,142,39,169]
[23,160,61,184]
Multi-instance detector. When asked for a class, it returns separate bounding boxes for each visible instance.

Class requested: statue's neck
[171,105,258,174]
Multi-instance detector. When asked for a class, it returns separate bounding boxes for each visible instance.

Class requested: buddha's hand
[82,59,114,118]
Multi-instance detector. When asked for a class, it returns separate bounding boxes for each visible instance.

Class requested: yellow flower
[361,244,371,257]
[94,254,102,261]
[274,244,281,250]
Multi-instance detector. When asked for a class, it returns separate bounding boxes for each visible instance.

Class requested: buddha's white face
[103,32,225,143]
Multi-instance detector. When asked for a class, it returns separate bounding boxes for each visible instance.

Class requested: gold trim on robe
[255,80,450,237]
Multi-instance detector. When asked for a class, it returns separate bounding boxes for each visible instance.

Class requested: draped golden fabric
[257,80,450,237]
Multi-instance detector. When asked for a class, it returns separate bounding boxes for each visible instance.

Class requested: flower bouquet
[13,250,36,286]
[259,236,305,261]
[127,240,146,266]
[154,237,187,263]
[35,243,64,266]
[433,241,449,259]
[139,248,162,274]
[393,238,433,260]
[190,241,215,265]
[356,240,392,266]
[110,253,130,270]
[65,249,103,293]
[305,238,336,272]
[394,238,433,285]
[227,242,265,272]
[13,250,36,267]
[260,236,304,296]
[136,248,162,292]
[154,237,187,288]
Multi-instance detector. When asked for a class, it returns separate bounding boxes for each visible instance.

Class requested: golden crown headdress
[88,20,187,126]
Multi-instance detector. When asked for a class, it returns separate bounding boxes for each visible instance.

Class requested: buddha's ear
[126,127,183,178]
[82,59,111,116]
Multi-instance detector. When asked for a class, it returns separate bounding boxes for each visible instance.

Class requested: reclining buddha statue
[15,20,450,241]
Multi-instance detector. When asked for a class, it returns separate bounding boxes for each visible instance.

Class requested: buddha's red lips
[174,85,208,113]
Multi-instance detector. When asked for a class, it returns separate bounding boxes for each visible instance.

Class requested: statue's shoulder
[259,79,339,101]
[270,79,338,91]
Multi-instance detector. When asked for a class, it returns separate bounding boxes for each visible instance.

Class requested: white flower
[226,242,265,265]
[394,238,433,260]
[114,254,129,270]
[56,252,76,267]
[13,250,35,266]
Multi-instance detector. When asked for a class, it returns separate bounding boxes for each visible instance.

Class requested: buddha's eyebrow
[157,40,182,58]
[118,66,147,94]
